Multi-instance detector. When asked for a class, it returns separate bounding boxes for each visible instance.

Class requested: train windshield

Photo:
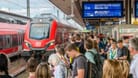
[30,23,50,40]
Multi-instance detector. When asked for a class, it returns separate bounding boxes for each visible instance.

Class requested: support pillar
[27,0,30,17]
[125,0,131,24]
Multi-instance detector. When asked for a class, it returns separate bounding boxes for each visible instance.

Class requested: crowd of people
[0,32,138,78]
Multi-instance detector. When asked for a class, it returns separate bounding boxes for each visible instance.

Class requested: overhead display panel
[82,1,123,18]
[135,1,138,17]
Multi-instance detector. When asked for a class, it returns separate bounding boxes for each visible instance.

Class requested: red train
[0,23,27,57]
[23,14,76,57]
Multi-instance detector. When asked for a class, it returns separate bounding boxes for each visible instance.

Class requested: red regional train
[23,14,76,57]
[0,23,27,57]
[0,11,30,57]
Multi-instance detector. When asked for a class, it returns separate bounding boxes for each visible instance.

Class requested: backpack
[86,51,103,78]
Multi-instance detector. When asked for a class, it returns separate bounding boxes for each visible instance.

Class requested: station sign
[135,1,138,17]
[82,1,123,18]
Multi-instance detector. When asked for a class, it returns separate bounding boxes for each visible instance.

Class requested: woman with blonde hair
[35,62,51,78]
[102,59,129,78]
[119,60,129,78]
[27,57,38,78]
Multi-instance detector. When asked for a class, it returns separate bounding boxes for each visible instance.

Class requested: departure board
[135,1,138,17]
[82,1,123,18]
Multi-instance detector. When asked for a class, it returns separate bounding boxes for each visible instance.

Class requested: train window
[21,34,24,44]
[19,34,24,45]
[0,35,3,50]
[5,35,11,48]
[18,35,20,45]
[19,33,24,45]
[18,34,21,45]
[12,35,18,46]
[30,23,50,40]
[2,36,6,49]
[20,34,22,45]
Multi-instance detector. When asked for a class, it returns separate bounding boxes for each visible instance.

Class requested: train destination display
[82,1,123,18]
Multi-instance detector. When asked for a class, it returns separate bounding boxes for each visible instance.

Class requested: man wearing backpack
[74,34,86,54]
[84,39,103,78]
[65,43,87,78]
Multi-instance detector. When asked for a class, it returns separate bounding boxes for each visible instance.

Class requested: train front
[23,17,57,59]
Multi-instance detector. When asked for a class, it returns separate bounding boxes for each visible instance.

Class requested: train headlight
[25,42,31,48]
[45,40,55,49]
[49,40,55,46]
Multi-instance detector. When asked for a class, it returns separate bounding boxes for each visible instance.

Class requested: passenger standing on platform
[27,57,38,78]
[69,35,75,44]
[102,59,129,78]
[86,34,93,41]
[0,53,12,78]
[93,40,99,53]
[35,62,51,78]
[74,34,85,54]
[129,38,138,78]
[104,37,111,52]
[97,37,106,58]
[84,39,103,78]
[48,45,69,78]
[123,36,129,48]
[107,40,118,60]
[119,60,129,78]
[54,45,70,68]
[48,54,68,78]
[65,43,87,78]
[84,39,97,64]
[116,40,130,61]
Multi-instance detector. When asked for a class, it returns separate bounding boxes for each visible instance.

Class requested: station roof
[49,0,85,26]
[49,0,123,26]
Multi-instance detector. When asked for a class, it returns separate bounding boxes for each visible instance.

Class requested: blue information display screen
[82,1,123,18]
[135,1,138,17]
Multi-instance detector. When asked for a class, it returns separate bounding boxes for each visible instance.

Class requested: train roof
[0,22,27,30]
[31,16,77,30]
[0,10,30,20]
[0,11,30,25]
